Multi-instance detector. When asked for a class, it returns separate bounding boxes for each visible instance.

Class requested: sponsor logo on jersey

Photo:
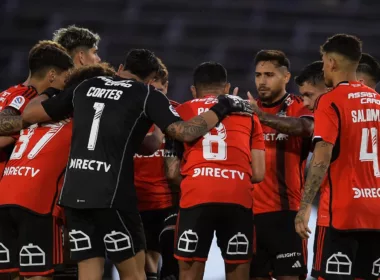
[276,252,301,259]
[3,166,40,177]
[9,96,25,110]
[192,167,245,180]
[353,187,380,199]
[263,133,289,141]
[69,158,111,172]
[134,149,165,158]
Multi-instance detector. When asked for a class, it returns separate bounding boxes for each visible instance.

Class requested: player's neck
[197,91,223,98]
[332,72,357,88]
[26,77,47,94]
[262,90,287,106]
[118,70,143,82]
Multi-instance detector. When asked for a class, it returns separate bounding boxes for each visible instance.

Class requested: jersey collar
[260,93,290,108]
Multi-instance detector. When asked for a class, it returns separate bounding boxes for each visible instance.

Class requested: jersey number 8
[202,122,227,160]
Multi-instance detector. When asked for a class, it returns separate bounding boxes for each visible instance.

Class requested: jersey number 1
[88,102,105,151]
[360,127,380,177]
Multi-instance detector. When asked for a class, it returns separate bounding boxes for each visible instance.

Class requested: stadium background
[0,0,379,279]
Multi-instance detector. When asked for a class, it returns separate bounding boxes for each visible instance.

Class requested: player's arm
[295,96,338,239]
[145,88,252,142]
[250,115,266,183]
[248,93,313,137]
[164,138,184,189]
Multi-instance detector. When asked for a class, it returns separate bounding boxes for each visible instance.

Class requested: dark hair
[53,25,100,54]
[29,40,74,78]
[155,57,169,85]
[65,62,116,88]
[193,62,227,89]
[123,49,160,80]
[357,53,380,83]
[320,34,362,62]
[254,50,290,70]
[295,61,324,86]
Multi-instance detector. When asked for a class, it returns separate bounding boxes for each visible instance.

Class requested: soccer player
[0,49,252,280]
[247,50,313,280]
[165,62,265,280]
[295,61,327,112]
[356,52,380,89]
[295,34,380,280]
[0,42,74,279]
[53,25,101,67]
[134,59,179,280]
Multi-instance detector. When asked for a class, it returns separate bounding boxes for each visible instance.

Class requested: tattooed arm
[256,110,314,137]
[165,111,219,142]
[0,107,30,136]
[295,140,333,239]
[164,156,182,192]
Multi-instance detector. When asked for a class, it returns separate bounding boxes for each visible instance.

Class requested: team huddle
[0,25,378,280]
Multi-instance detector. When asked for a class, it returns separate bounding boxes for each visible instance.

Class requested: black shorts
[174,204,253,264]
[0,207,63,276]
[64,207,146,264]
[250,211,307,278]
[140,207,177,253]
[312,225,380,280]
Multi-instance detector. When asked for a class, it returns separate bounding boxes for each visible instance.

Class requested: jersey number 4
[360,127,380,177]
[202,122,227,160]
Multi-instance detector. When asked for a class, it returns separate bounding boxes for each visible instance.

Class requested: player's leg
[13,207,64,280]
[271,211,307,280]
[64,207,106,280]
[250,214,273,280]
[215,204,253,280]
[53,227,78,280]
[0,208,19,279]
[311,225,330,280]
[139,209,162,279]
[98,209,146,280]
[352,231,380,280]
[174,206,215,280]
[159,210,179,280]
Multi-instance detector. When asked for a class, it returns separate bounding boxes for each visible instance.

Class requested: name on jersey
[348,92,380,105]
[134,149,165,158]
[86,87,123,100]
[263,133,288,141]
[69,158,111,172]
[192,167,245,180]
[353,187,380,199]
[351,109,380,123]
[3,166,40,177]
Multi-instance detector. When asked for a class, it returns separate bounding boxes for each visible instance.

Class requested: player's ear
[190,85,197,99]
[284,71,291,84]
[48,68,56,84]
[117,64,124,75]
[224,83,231,94]
[78,50,85,65]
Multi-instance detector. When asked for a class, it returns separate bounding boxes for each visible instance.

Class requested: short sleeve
[144,87,182,131]
[313,96,339,145]
[41,87,74,121]
[251,115,265,150]
[6,88,37,113]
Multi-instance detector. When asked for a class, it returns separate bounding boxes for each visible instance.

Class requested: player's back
[0,120,72,215]
[314,81,380,230]
[176,95,256,208]
[60,76,156,211]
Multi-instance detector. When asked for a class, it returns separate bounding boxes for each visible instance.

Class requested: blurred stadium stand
[0,0,379,101]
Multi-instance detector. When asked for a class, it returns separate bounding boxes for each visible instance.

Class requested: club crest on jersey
[9,96,25,110]
[169,105,180,117]
[284,95,294,106]
[277,110,287,117]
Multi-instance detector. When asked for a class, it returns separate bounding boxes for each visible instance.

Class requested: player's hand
[295,204,312,239]
[218,95,253,116]
[247,92,262,116]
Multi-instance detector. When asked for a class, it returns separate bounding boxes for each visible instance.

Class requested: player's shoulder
[285,93,304,108]
[4,84,37,98]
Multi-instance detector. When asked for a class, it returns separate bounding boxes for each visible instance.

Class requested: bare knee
[116,250,145,280]
[145,250,161,273]
[178,260,205,280]
[225,262,250,280]
[78,257,105,280]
